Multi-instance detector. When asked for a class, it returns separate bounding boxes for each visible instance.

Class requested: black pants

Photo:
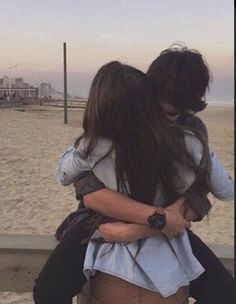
[187,229,234,304]
[33,227,234,304]
[33,221,88,304]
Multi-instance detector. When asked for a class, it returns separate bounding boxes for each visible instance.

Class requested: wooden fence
[0,234,234,301]
[0,98,87,109]
[39,99,87,108]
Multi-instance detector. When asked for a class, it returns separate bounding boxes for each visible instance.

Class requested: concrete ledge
[0,234,234,292]
[0,234,58,292]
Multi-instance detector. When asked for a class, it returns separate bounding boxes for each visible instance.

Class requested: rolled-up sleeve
[185,133,234,202]
[56,145,91,186]
[209,151,234,201]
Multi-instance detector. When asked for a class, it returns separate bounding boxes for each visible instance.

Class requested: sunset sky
[0,0,234,100]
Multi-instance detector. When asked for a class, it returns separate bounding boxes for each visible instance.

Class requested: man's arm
[96,204,198,242]
[73,172,191,237]
[84,188,191,237]
[73,171,106,201]
[74,170,206,222]
[73,172,196,234]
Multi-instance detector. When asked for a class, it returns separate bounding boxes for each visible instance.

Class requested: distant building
[0,77,77,101]
[39,82,52,98]
[0,76,38,100]
[15,77,26,87]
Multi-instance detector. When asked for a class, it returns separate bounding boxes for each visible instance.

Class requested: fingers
[163,229,182,238]
[184,220,191,229]
[98,223,108,234]
[162,220,190,238]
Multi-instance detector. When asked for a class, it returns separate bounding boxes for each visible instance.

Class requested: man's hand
[98,222,160,243]
[162,198,191,238]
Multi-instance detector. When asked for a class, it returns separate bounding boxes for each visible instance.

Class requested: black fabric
[55,206,90,241]
[187,229,234,304]
[55,171,106,241]
[33,221,88,304]
[74,171,106,201]
[34,209,110,304]
[33,212,107,304]
[183,181,211,221]
[176,114,208,141]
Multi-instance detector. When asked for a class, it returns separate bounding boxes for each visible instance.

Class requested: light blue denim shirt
[56,134,234,297]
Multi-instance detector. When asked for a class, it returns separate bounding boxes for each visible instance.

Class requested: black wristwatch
[147,211,166,230]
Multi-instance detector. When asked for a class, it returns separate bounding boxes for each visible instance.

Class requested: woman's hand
[98,222,160,243]
[162,198,191,238]
[181,203,198,222]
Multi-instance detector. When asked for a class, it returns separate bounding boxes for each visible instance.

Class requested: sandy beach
[0,104,234,303]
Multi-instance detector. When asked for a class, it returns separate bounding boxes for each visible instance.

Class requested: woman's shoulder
[79,137,113,157]
[183,130,201,144]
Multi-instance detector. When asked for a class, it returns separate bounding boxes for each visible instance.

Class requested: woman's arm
[208,151,234,201]
[98,222,161,243]
[57,142,191,237]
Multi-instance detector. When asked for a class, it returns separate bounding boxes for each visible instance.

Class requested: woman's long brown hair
[75,61,210,206]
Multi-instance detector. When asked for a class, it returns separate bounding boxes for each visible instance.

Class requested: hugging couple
[33,44,234,304]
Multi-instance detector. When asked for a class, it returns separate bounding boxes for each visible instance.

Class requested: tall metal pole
[63,42,68,124]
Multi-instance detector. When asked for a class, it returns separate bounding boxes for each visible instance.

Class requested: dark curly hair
[147,44,212,113]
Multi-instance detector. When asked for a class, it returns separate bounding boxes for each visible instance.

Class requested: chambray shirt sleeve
[185,133,234,202]
[56,144,91,186]
[208,151,234,201]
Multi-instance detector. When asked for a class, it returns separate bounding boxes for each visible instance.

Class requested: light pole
[63,42,68,124]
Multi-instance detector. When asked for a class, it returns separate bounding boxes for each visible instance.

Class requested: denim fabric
[84,229,204,297]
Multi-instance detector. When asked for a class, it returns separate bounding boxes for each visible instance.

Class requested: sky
[0,0,234,100]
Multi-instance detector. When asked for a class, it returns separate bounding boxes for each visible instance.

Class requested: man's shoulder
[180,114,204,125]
[177,114,208,138]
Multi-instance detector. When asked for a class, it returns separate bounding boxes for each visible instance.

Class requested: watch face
[155,214,165,226]
[148,212,166,230]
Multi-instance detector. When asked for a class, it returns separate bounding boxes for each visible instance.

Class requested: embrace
[33,45,234,304]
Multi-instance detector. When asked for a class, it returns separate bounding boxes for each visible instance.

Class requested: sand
[0,104,234,303]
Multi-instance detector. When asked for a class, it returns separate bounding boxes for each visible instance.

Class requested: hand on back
[162,197,191,238]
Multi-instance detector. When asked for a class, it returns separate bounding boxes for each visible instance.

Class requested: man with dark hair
[73,46,233,303]
[147,45,211,139]
[144,45,234,303]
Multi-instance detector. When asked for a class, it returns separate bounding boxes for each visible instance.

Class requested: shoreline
[207,102,234,107]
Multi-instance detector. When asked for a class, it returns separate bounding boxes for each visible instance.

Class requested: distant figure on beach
[33,46,234,304]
